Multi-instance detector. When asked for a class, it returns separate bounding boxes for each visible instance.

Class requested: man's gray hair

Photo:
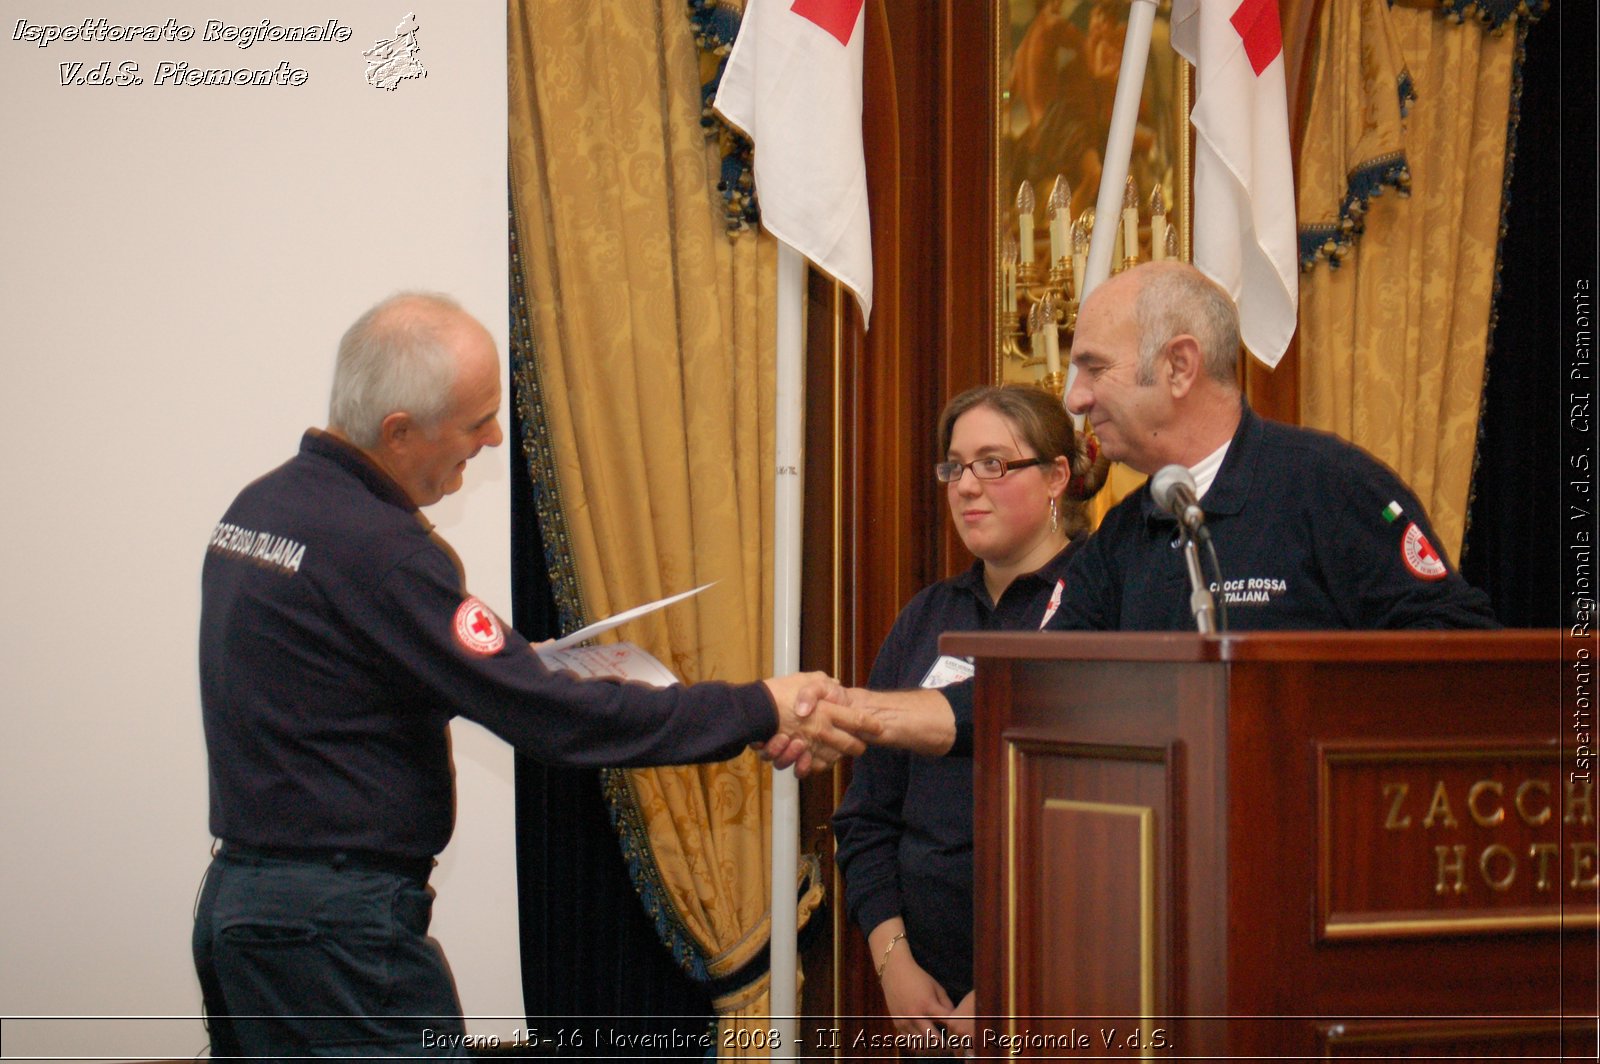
[328,292,464,448]
[1132,265,1241,387]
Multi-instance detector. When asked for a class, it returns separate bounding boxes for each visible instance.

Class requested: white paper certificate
[540,582,715,652]
[537,642,680,687]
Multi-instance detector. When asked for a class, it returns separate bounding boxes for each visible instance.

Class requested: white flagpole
[769,240,806,1056]
[1072,0,1160,398]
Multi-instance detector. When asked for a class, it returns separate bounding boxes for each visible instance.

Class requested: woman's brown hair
[937,384,1109,535]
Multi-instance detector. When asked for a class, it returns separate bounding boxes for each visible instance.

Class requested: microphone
[1150,463,1221,633]
[1150,464,1206,536]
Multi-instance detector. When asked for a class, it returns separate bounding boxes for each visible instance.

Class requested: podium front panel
[953,631,1597,1060]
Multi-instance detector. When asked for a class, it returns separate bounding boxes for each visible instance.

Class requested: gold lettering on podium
[1573,842,1599,889]
[1422,782,1459,828]
[1383,783,1411,830]
[1566,778,1595,826]
[1515,780,1552,825]
[1529,842,1560,889]
[1322,745,1600,939]
[1468,780,1505,827]
[1479,844,1517,891]
[1434,845,1467,895]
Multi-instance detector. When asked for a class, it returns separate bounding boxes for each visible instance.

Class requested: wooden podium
[947,630,1598,1059]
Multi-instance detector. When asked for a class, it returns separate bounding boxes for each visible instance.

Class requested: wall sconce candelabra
[1002,174,1178,397]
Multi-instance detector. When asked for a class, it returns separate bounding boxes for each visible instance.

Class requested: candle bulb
[1041,294,1061,374]
[1164,222,1179,262]
[1149,184,1168,262]
[1047,176,1071,266]
[1121,176,1139,264]
[1002,233,1019,313]
[1071,217,1090,302]
[1016,181,1036,265]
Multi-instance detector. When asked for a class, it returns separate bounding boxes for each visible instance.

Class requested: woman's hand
[878,941,954,1041]
[945,990,976,1040]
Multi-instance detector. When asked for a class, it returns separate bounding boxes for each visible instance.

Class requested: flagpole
[712,0,870,1045]
[1079,0,1159,310]
[770,240,805,1055]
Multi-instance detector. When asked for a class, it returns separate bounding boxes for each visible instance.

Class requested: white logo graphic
[1039,578,1065,628]
[1215,576,1289,606]
[453,597,505,656]
[364,13,426,91]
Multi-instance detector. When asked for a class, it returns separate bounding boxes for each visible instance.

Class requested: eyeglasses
[934,456,1046,483]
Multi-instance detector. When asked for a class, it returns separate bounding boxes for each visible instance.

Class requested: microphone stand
[1178,527,1217,634]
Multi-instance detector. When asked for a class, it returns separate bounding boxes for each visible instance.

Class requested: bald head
[328,292,488,449]
[1066,263,1245,472]
[1088,262,1242,388]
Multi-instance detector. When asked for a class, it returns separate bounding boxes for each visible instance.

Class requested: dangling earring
[1049,496,1060,534]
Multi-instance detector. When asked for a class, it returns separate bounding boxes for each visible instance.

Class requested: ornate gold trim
[832,277,845,686]
[1321,1015,1578,1048]
[991,1,1007,384]
[992,2,1196,382]
[1042,798,1157,1022]
[829,276,845,1059]
[1004,756,1158,1036]
[1178,57,1193,263]
[1006,741,1018,1032]
[1324,909,1599,940]
[1321,743,1556,765]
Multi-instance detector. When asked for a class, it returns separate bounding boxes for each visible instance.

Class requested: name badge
[920,654,975,689]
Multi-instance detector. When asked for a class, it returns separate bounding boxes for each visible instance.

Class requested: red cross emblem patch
[1401,522,1448,581]
[453,597,506,655]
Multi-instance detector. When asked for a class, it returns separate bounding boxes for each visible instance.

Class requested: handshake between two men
[760,674,958,776]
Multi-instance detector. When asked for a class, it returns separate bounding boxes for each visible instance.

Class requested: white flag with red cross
[713,0,874,324]
[1171,0,1298,368]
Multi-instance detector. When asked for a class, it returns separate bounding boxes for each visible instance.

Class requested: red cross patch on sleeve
[453,597,506,655]
[1400,522,1448,581]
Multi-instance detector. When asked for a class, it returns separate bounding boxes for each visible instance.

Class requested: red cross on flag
[1171,0,1298,368]
[713,0,874,324]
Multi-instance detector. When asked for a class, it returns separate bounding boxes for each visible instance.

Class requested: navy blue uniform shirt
[200,431,774,858]
[832,543,1078,1003]
[940,404,1497,731]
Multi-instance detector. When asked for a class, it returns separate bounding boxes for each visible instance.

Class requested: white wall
[0,4,520,1057]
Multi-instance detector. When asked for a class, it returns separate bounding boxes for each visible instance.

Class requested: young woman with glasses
[832,384,1106,1048]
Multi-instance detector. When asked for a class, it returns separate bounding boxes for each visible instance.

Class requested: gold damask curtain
[1297,0,1539,561]
[508,0,807,1051]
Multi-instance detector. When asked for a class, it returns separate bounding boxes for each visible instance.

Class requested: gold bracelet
[875,931,906,980]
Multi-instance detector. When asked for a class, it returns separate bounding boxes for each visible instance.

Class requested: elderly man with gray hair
[779,262,1496,765]
[1056,260,1496,632]
[193,292,874,1058]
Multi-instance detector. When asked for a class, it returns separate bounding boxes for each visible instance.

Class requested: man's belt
[219,842,434,883]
